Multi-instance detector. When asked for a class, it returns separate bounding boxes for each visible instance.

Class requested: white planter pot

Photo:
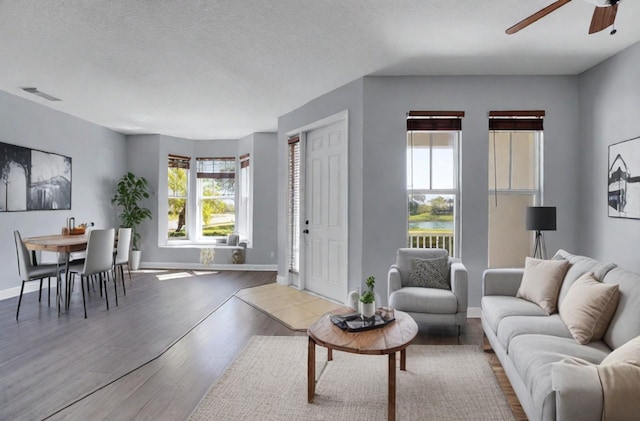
[130,250,142,270]
[358,301,376,319]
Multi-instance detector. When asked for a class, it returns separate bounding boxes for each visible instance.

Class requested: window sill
[160,240,249,249]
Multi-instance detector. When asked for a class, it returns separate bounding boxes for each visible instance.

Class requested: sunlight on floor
[156,272,193,281]
[236,283,343,330]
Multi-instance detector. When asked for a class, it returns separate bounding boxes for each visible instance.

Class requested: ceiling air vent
[20,87,61,101]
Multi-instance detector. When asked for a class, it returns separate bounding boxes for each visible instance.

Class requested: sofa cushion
[554,249,617,310]
[601,335,640,365]
[516,257,569,315]
[496,314,572,351]
[481,295,547,333]
[560,272,620,345]
[389,287,457,314]
[602,267,640,350]
[509,334,611,421]
[406,255,449,289]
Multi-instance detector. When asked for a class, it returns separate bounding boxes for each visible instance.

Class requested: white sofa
[482,250,640,421]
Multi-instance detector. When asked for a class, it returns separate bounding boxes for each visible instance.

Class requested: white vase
[359,301,376,319]
[130,250,142,270]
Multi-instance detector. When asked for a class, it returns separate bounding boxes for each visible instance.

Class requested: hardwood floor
[0,270,525,420]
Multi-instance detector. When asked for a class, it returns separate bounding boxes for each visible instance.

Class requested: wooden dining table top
[22,234,89,253]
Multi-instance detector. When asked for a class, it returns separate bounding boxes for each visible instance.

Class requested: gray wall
[362,76,580,307]
[126,133,278,266]
[578,41,640,272]
[277,75,581,307]
[0,90,126,290]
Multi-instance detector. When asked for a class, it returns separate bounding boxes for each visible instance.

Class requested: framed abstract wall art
[608,136,640,219]
[0,141,72,211]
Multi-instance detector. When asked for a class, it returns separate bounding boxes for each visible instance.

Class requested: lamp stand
[532,230,547,260]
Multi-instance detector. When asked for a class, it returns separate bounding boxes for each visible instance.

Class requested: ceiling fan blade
[589,4,618,34]
[506,0,573,35]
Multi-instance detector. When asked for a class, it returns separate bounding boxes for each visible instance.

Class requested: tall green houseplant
[112,172,152,250]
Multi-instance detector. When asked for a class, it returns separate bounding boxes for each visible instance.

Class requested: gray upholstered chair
[387,248,468,335]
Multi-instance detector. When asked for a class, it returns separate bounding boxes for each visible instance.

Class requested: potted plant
[112,172,152,270]
[358,275,376,319]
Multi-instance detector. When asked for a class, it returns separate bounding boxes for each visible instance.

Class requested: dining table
[22,234,88,313]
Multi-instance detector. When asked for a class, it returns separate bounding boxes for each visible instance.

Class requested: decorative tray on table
[330,311,395,332]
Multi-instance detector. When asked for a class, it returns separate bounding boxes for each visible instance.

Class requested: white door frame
[286,110,349,301]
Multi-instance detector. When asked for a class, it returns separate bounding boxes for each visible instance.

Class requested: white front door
[303,119,348,303]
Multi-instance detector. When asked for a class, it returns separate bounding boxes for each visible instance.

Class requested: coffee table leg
[308,337,315,403]
[388,352,396,421]
[400,348,407,371]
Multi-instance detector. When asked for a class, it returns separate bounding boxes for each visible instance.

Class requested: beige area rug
[235,283,343,330]
[189,336,516,421]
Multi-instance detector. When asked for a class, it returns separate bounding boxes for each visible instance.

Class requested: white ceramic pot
[130,250,142,270]
[359,301,376,319]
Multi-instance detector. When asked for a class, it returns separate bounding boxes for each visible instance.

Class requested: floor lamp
[526,206,556,260]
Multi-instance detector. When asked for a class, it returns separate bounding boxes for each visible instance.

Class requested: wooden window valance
[489,110,545,131]
[407,111,465,131]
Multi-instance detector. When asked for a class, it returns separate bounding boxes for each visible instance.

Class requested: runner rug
[189,335,516,421]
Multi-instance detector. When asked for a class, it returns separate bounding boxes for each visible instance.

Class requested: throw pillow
[516,257,570,315]
[559,272,620,345]
[407,256,449,289]
[601,335,640,366]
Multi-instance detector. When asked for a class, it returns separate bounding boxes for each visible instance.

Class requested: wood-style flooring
[0,270,525,420]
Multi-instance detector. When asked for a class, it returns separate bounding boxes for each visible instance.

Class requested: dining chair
[113,227,132,295]
[13,230,62,320]
[68,228,116,318]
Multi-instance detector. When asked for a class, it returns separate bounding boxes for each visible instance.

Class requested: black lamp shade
[526,206,556,231]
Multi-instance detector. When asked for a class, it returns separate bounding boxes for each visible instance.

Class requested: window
[197,157,235,238]
[488,111,544,267]
[407,111,463,257]
[237,153,252,244]
[288,136,301,272]
[168,154,190,240]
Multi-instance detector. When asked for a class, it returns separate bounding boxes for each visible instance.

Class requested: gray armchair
[388,248,468,335]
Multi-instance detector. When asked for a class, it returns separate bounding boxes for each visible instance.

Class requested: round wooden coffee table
[307,307,418,421]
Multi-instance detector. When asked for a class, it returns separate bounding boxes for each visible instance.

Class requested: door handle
[303,229,309,234]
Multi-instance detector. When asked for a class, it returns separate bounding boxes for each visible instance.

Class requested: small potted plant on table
[358,275,376,320]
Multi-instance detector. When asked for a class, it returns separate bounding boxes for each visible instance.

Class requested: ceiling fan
[506,0,620,35]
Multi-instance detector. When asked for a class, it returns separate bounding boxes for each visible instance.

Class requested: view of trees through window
[167,156,236,240]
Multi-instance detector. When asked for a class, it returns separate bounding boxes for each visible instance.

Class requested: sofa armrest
[450,262,468,313]
[388,265,402,298]
[552,358,603,421]
[482,268,524,297]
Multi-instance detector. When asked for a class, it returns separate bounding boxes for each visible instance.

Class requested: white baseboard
[140,261,277,271]
[0,282,58,301]
[467,307,481,318]
[276,275,288,285]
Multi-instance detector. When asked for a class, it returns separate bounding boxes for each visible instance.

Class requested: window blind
[196,157,235,179]
[168,154,190,169]
[406,111,465,131]
[489,110,545,131]
[288,136,300,272]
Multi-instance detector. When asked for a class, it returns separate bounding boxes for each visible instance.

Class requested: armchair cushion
[407,255,449,289]
[389,287,457,314]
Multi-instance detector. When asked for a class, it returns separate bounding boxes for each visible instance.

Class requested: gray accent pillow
[407,256,450,289]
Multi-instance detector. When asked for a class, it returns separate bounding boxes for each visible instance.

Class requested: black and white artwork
[0,141,71,211]
[608,136,640,219]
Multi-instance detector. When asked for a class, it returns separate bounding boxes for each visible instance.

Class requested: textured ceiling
[1,0,639,139]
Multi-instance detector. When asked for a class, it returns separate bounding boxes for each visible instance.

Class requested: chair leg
[16,281,26,321]
[81,275,87,319]
[126,264,132,282]
[112,270,118,306]
[120,265,126,296]
[101,273,109,310]
[39,278,43,302]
